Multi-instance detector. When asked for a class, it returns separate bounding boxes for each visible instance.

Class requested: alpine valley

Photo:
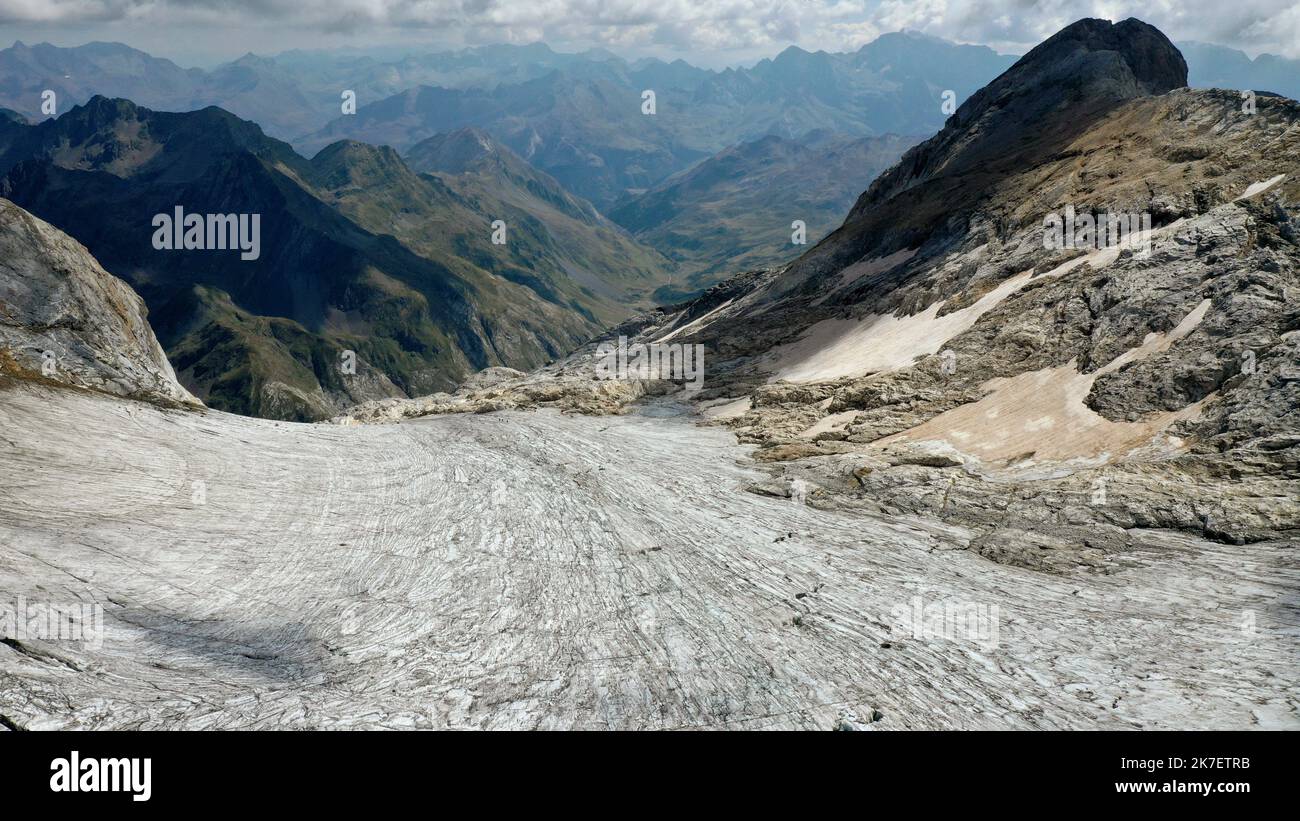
[0,17,1296,732]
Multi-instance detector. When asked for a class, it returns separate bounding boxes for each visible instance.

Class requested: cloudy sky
[1,0,1297,66]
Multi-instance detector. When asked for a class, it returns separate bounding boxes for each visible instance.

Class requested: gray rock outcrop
[0,198,200,407]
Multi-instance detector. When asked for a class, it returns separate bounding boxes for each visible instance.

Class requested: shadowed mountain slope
[0,98,672,420]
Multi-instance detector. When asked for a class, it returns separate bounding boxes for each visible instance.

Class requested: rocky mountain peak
[1057,18,1184,83]
[954,17,1186,125]
[310,139,410,184]
[771,17,1195,283]
[70,94,143,126]
[405,127,503,174]
[865,18,1187,208]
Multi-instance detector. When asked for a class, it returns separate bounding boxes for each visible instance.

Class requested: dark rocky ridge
[777,18,1190,297]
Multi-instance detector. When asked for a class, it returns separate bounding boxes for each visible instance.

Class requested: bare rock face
[456,366,529,392]
[0,198,199,407]
[878,17,1186,202]
[335,356,652,424]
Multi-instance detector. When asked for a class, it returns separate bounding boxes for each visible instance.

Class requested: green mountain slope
[0,97,672,420]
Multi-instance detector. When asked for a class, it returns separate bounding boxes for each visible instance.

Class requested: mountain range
[3,33,1293,214]
[603,17,1299,551]
[1,27,1297,429]
[350,17,1298,553]
[0,98,673,420]
[2,16,1297,732]
[294,34,1019,208]
[608,130,919,292]
[1,35,1018,209]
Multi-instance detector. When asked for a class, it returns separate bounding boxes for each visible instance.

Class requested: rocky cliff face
[0,198,200,407]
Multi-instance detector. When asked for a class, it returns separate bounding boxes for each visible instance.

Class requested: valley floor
[0,384,1295,729]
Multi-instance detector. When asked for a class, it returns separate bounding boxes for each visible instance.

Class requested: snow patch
[701,396,751,420]
[877,299,1213,470]
[1237,174,1286,200]
[768,221,1182,385]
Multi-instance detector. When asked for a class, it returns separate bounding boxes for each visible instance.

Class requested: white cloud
[1,0,1296,61]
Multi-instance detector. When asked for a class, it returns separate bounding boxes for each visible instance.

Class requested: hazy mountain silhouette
[609,130,918,293]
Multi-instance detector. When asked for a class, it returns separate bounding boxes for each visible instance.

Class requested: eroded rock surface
[0,198,198,407]
[1,384,1294,729]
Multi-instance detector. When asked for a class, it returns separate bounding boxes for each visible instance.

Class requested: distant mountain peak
[877,29,945,44]
[772,45,826,64]
[308,139,413,189]
[229,52,275,67]
[404,127,508,174]
[68,95,143,125]
[313,138,404,164]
